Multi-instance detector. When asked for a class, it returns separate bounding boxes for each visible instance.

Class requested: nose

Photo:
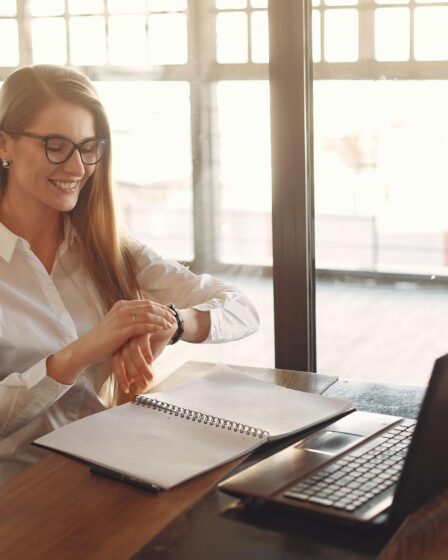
[63,147,86,176]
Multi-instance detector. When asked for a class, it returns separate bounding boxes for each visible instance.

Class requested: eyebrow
[40,133,98,142]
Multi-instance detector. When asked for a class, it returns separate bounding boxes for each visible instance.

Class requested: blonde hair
[0,65,141,403]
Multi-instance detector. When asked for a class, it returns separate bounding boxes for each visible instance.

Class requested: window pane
[216,12,248,63]
[324,9,359,62]
[312,0,321,6]
[148,0,187,11]
[0,0,16,16]
[325,0,358,5]
[216,0,247,8]
[251,11,268,63]
[314,81,448,273]
[375,8,410,61]
[148,13,187,64]
[414,7,448,61]
[70,16,107,65]
[312,9,322,62]
[0,19,18,65]
[30,0,64,16]
[216,81,271,265]
[109,15,146,66]
[108,0,145,13]
[32,18,67,64]
[315,81,448,383]
[94,81,193,261]
[250,0,267,7]
[68,0,104,14]
[376,0,408,4]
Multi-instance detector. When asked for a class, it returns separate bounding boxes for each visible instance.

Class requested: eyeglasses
[13,131,109,165]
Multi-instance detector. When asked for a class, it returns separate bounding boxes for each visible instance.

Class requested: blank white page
[34,401,265,489]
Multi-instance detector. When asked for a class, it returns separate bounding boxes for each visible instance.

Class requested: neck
[0,192,64,250]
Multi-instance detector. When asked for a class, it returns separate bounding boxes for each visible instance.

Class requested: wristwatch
[167,304,185,345]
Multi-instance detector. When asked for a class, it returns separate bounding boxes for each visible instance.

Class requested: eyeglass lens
[45,137,105,165]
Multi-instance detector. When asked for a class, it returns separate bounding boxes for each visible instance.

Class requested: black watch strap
[167,304,185,345]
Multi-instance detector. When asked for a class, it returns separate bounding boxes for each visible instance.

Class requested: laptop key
[308,496,334,506]
[284,491,310,501]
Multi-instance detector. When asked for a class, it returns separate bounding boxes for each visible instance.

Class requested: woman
[0,65,259,484]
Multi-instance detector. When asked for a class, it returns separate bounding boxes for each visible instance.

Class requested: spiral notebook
[33,364,353,491]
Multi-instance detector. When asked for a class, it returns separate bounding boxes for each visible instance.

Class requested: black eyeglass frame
[11,130,110,165]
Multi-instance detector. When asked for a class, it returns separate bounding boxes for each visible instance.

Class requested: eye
[46,138,70,152]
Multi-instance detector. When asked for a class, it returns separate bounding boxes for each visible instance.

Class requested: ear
[0,131,11,162]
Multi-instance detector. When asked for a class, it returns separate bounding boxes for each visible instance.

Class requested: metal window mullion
[247,8,252,64]
[188,0,219,271]
[269,0,316,372]
[359,0,374,62]
[64,0,71,66]
[17,0,32,65]
[319,5,324,63]
[313,60,448,80]
[410,1,415,61]
[104,3,110,66]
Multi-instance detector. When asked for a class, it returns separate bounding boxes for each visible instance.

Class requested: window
[310,0,448,383]
[0,0,274,375]
[2,1,446,381]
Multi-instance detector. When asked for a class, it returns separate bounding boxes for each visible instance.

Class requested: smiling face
[1,100,97,216]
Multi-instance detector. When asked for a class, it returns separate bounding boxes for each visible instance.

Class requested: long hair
[0,65,140,403]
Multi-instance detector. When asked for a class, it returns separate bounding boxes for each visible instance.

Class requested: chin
[52,194,81,213]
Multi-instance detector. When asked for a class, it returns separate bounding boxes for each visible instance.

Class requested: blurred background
[1,0,447,384]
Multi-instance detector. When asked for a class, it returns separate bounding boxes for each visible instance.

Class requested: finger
[125,323,164,338]
[137,335,153,364]
[129,338,153,384]
[115,300,177,324]
[131,312,175,330]
[122,343,143,385]
[111,352,129,394]
[122,341,152,386]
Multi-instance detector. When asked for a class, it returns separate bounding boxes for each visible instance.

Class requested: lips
[49,180,80,190]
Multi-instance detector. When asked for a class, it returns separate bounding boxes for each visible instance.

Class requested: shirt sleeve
[132,240,260,343]
[0,356,72,439]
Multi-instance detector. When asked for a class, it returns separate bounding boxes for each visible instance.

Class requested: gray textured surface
[325,379,426,420]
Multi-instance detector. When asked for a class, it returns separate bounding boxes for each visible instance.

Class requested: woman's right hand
[46,300,176,385]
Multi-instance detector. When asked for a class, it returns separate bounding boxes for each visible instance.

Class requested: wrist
[177,308,211,343]
[167,304,185,345]
[46,338,89,385]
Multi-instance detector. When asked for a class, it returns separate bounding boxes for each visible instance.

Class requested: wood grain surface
[0,361,331,559]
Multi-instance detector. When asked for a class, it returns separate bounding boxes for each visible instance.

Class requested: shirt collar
[0,214,77,263]
[0,221,23,262]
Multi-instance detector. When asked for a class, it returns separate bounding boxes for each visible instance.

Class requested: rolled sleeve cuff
[0,357,73,438]
[21,355,72,395]
[191,306,259,343]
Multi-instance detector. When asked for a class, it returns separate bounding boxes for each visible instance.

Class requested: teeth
[51,180,79,190]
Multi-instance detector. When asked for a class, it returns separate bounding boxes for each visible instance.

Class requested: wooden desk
[0,362,336,560]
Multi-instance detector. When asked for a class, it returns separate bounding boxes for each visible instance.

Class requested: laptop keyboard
[284,420,416,513]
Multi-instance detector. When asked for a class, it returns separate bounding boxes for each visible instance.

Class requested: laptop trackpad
[297,431,361,455]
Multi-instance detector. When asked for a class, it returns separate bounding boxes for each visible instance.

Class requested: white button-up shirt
[0,220,259,484]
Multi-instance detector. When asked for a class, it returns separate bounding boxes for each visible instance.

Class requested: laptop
[219,353,448,529]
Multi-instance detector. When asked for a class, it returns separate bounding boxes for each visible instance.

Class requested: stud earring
[1,160,10,169]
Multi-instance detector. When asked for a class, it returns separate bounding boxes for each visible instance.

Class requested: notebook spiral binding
[133,395,269,439]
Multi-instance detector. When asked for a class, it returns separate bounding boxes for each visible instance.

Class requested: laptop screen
[388,354,448,527]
